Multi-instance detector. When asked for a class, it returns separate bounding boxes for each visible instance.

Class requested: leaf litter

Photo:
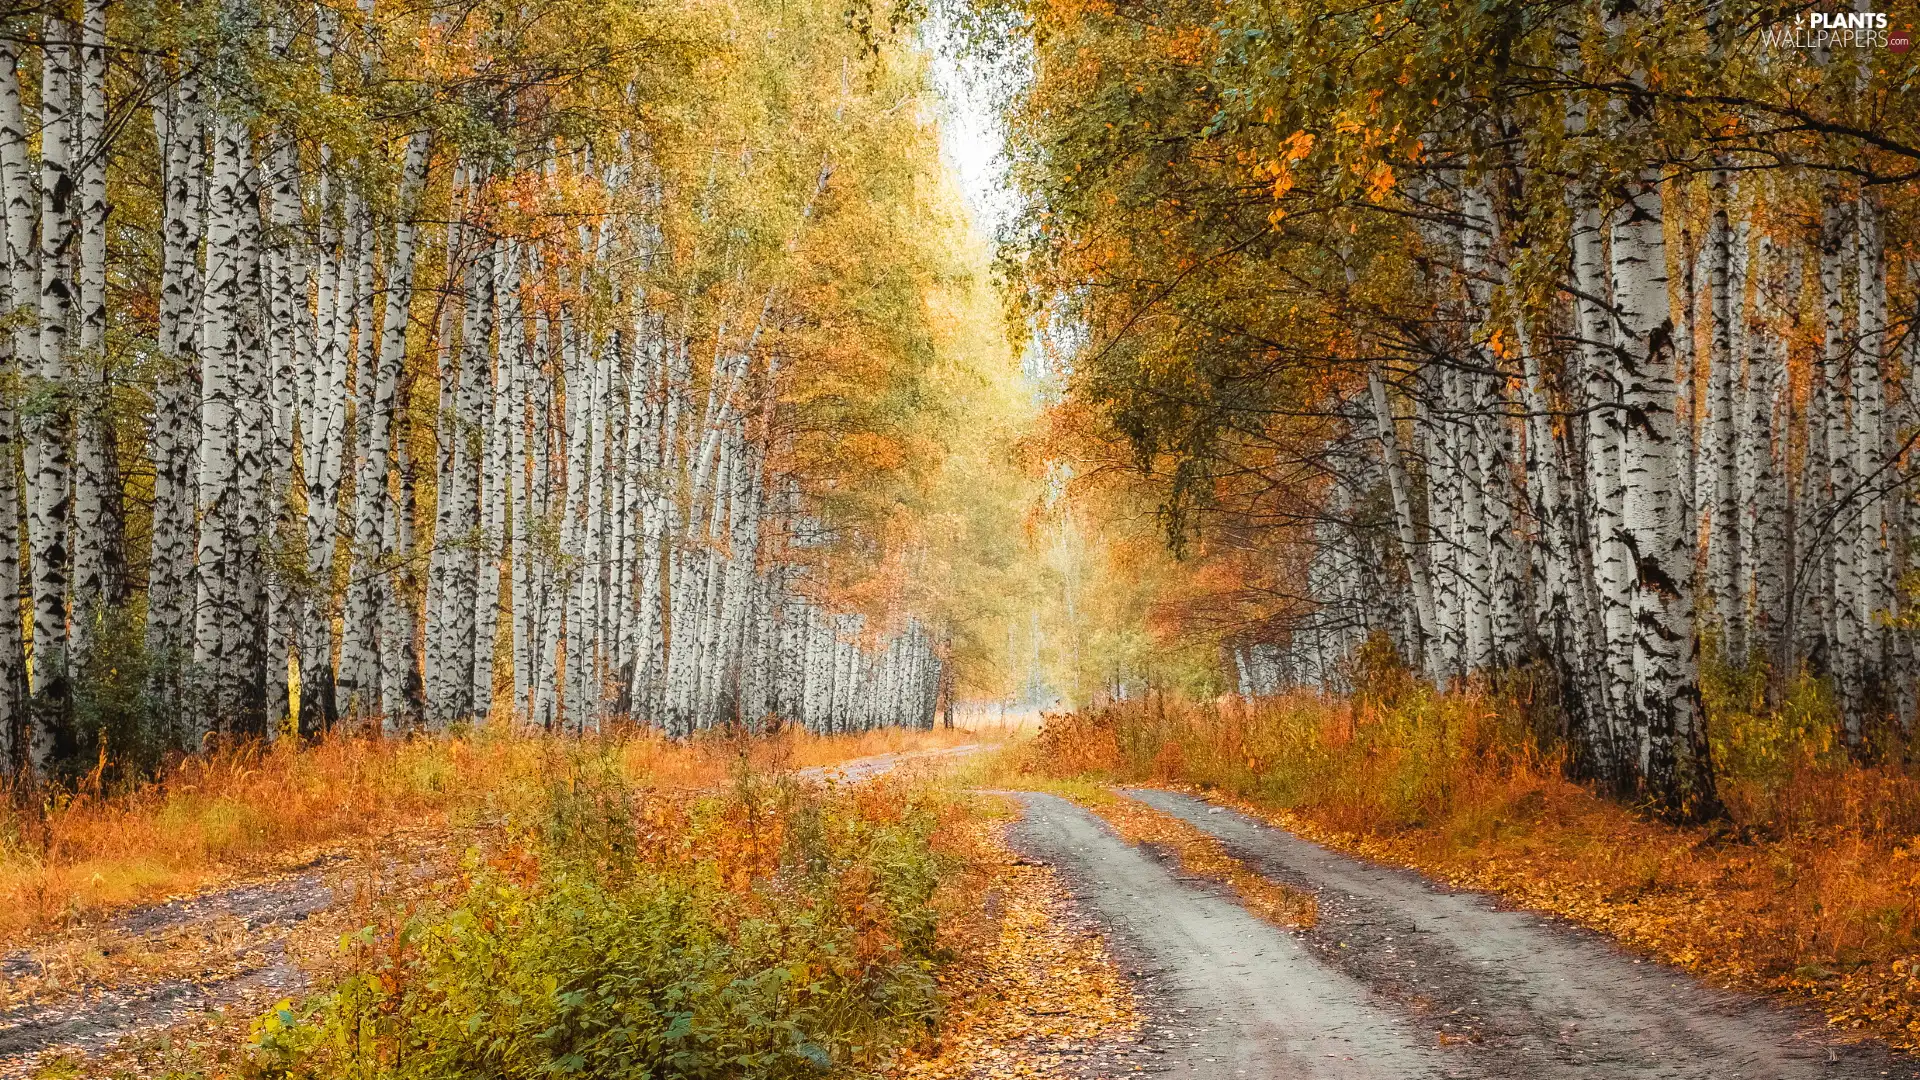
[1187,783,1920,1052]
[16,785,1160,1080]
[889,807,1141,1079]
[1067,787,1317,931]
[3,825,463,1079]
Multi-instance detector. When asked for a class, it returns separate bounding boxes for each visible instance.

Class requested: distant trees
[991,0,1920,818]
[0,0,956,781]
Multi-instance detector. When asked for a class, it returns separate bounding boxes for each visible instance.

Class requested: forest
[980,0,1920,823]
[6,0,1920,1075]
[0,0,1042,788]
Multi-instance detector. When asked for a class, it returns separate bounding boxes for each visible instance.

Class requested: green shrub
[244,769,953,1080]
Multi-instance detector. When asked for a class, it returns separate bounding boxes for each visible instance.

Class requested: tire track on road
[1123,787,1920,1079]
[1008,791,1451,1078]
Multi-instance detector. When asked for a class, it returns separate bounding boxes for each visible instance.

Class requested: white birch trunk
[341,130,431,726]
[262,76,307,737]
[1564,21,1628,779]
[0,38,28,773]
[1366,362,1436,671]
[191,99,252,745]
[504,243,535,723]
[559,309,593,732]
[70,0,111,666]
[1752,236,1798,666]
[475,241,513,725]
[1852,192,1889,730]
[1703,184,1742,655]
[147,70,203,739]
[300,182,357,732]
[338,205,380,713]
[27,16,78,766]
[1818,200,1858,733]
[1609,128,1714,815]
[233,149,277,735]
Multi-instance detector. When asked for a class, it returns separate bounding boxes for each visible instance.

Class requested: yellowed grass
[0,724,995,944]
[1012,693,1920,1047]
[1070,786,1317,931]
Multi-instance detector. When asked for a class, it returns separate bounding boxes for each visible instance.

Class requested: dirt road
[1010,789,1920,1079]
[0,863,338,1069]
[792,742,982,784]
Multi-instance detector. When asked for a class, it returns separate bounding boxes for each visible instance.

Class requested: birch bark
[147,70,203,738]
[1608,99,1717,817]
[1703,186,1742,654]
[301,174,357,733]
[1852,192,1889,729]
[28,14,78,765]
[0,38,27,773]
[191,97,251,744]
[475,241,514,724]
[342,130,431,725]
[71,0,114,665]
[1563,26,1630,778]
[230,148,277,735]
[1366,360,1435,669]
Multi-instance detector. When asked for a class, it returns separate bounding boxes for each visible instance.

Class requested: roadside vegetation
[0,726,979,943]
[242,769,974,1080]
[991,681,1920,1047]
[955,0,1920,1050]
[999,778,1318,932]
[11,729,1012,1079]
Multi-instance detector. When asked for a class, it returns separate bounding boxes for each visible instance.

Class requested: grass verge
[53,760,988,1080]
[246,768,966,1078]
[988,691,1920,1046]
[1016,780,1316,931]
[0,726,980,943]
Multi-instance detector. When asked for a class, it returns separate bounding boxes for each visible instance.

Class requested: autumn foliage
[0,725,981,943]
[1016,692,1920,1046]
[246,770,980,1078]
[1067,784,1318,930]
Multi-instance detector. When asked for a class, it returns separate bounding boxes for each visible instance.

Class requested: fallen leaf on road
[888,811,1140,1079]
[1071,789,1317,931]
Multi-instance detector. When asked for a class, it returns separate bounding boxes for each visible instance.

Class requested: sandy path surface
[792,742,983,784]
[0,863,338,1066]
[0,839,452,1077]
[1066,787,1920,1079]
[1009,791,1452,1078]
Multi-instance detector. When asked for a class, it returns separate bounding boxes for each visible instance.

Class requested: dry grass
[0,724,986,945]
[1000,690,1920,1046]
[0,821,461,1015]
[49,766,988,1080]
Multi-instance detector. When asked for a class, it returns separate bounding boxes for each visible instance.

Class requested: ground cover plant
[236,765,972,1080]
[880,800,1141,1080]
[6,731,1003,1080]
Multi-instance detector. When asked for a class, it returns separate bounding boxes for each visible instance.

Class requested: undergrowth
[239,763,979,1079]
[0,725,981,943]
